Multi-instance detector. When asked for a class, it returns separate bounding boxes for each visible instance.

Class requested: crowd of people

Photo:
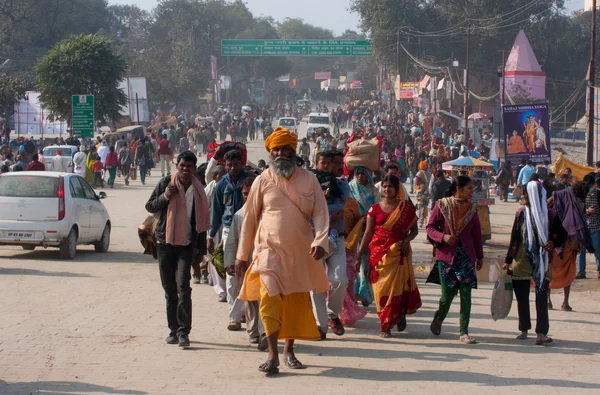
[138,96,600,376]
[3,97,597,375]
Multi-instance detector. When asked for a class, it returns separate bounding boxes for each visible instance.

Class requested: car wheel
[94,224,110,253]
[22,245,35,251]
[59,228,78,260]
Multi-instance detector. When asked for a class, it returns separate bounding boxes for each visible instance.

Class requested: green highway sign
[221,39,372,56]
[72,95,95,138]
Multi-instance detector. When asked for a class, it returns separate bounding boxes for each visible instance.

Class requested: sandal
[258,360,280,375]
[535,336,553,346]
[460,335,477,344]
[397,316,407,332]
[380,331,391,338]
[430,316,442,336]
[283,355,305,370]
[516,332,528,340]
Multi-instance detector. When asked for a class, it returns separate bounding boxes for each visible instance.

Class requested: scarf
[349,166,375,215]
[438,196,477,237]
[166,173,210,246]
[553,187,593,252]
[523,181,549,290]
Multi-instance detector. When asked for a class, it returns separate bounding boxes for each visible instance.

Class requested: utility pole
[501,50,506,107]
[396,29,400,75]
[587,0,597,166]
[463,22,471,140]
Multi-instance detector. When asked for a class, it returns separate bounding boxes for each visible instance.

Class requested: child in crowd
[415,179,430,227]
[92,156,105,188]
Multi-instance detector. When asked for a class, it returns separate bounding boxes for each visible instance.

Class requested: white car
[0,172,111,259]
[277,117,299,135]
[306,112,330,141]
[43,145,78,173]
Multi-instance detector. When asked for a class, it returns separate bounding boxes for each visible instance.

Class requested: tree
[0,73,27,119]
[35,34,127,124]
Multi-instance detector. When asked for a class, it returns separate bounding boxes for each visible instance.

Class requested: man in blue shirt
[517,160,535,187]
[208,149,249,330]
[311,151,350,339]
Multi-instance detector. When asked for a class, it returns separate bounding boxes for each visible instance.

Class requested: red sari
[368,202,422,331]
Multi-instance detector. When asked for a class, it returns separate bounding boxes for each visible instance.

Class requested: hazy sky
[109,0,584,36]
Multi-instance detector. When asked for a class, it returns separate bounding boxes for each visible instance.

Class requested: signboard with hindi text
[72,95,94,137]
[221,40,372,56]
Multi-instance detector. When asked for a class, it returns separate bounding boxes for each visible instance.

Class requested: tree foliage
[350,0,594,117]
[35,34,127,124]
[0,73,27,119]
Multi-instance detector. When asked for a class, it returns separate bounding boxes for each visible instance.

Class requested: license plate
[7,231,34,239]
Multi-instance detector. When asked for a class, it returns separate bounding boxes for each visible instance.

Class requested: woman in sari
[426,176,484,344]
[503,181,568,345]
[348,166,379,307]
[548,183,593,311]
[338,195,368,326]
[356,175,421,337]
[85,146,96,183]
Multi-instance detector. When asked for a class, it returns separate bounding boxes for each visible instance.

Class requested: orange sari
[368,202,422,331]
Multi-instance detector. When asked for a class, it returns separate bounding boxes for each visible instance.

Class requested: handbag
[129,165,137,181]
[513,186,522,198]
[138,212,161,259]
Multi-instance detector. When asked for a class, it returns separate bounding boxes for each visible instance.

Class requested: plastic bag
[491,272,513,321]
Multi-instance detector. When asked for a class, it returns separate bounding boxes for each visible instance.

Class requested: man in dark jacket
[145,151,210,347]
[431,170,452,209]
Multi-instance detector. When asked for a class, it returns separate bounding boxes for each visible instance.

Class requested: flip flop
[430,316,442,336]
[516,333,528,340]
[397,316,407,332]
[460,335,477,344]
[258,360,280,375]
[284,355,305,370]
[380,331,391,338]
[535,336,553,346]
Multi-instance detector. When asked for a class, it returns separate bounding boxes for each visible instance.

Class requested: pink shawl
[166,173,210,246]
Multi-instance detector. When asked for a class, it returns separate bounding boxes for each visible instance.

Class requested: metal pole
[135,93,140,126]
[501,50,506,106]
[464,23,471,140]
[587,0,597,166]
[396,29,400,76]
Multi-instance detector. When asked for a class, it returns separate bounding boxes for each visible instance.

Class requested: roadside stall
[442,156,495,241]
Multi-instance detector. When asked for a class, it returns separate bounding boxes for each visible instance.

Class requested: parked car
[43,145,78,172]
[0,172,111,259]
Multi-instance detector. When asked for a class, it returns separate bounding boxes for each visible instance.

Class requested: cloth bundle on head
[264,127,297,153]
[524,181,549,290]
[419,161,428,170]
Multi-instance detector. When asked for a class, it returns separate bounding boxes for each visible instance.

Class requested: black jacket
[145,176,207,255]
[431,178,452,207]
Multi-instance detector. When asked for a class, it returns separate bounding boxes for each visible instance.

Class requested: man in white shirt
[51,150,68,172]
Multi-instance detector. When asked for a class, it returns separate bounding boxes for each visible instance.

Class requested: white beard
[270,156,296,178]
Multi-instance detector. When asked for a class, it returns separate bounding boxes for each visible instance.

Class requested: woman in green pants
[426,176,484,344]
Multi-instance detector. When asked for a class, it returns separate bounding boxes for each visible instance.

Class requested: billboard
[503,103,551,164]
[119,77,149,123]
[314,72,331,80]
[398,82,419,99]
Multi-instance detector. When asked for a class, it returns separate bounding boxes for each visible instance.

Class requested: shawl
[166,173,210,246]
[349,166,375,215]
[553,187,594,252]
[437,196,477,237]
[524,181,549,290]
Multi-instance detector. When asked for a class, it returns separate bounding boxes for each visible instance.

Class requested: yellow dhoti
[259,280,320,341]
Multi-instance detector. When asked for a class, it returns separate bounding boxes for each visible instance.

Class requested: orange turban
[265,127,297,153]
[419,160,428,170]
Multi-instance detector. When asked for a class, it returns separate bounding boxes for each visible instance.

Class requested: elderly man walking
[236,128,330,375]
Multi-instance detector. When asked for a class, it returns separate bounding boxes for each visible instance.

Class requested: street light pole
[587,0,597,166]
[463,23,471,140]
